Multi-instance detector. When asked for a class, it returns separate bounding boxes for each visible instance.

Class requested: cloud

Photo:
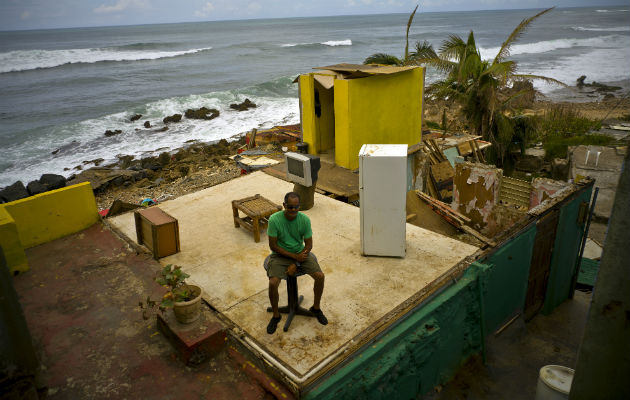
[94,0,149,14]
[247,2,262,14]
[20,10,31,20]
[194,2,215,17]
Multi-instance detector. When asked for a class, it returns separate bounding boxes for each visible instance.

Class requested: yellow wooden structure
[299,64,425,170]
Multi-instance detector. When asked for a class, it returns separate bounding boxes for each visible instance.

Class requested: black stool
[264,254,317,332]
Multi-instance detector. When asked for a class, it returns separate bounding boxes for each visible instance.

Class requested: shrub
[538,105,601,139]
[543,134,613,160]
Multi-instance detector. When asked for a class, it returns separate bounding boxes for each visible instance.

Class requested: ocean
[1,6,628,188]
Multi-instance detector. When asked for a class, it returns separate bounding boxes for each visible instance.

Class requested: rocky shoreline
[1,93,628,211]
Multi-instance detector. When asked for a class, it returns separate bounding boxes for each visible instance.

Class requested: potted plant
[140,264,202,324]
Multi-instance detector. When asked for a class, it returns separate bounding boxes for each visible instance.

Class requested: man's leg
[311,271,325,310]
[268,277,281,318]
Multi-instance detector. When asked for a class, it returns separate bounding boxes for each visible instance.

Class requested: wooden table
[231,194,282,242]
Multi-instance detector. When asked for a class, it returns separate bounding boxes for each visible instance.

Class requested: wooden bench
[232,194,282,242]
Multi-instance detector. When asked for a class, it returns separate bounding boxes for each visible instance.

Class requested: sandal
[309,306,328,325]
[267,316,282,334]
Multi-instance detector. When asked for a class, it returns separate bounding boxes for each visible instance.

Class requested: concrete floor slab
[108,172,478,378]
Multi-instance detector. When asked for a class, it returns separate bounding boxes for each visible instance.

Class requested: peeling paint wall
[452,162,503,230]
[529,178,568,209]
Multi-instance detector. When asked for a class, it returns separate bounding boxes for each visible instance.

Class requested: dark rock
[185,107,220,120]
[576,75,586,87]
[118,155,135,169]
[66,168,137,193]
[26,180,48,195]
[39,174,66,190]
[130,114,142,122]
[163,114,182,124]
[144,121,151,128]
[111,175,126,186]
[0,181,29,202]
[132,170,148,181]
[51,148,60,155]
[229,98,257,111]
[105,129,123,137]
[141,157,162,171]
[603,93,615,101]
[515,156,543,173]
[552,158,569,181]
[179,165,190,176]
[152,126,169,133]
[74,165,83,170]
[158,152,171,166]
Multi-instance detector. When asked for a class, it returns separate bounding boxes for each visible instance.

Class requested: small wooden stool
[232,194,282,242]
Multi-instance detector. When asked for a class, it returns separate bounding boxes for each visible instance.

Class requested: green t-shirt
[267,211,312,254]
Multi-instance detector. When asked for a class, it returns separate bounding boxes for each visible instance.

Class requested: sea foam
[0,46,213,73]
[479,35,628,60]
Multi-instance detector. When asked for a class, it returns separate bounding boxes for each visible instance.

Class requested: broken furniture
[134,207,180,259]
[264,255,316,332]
[232,194,282,243]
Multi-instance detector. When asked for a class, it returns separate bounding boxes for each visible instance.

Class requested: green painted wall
[478,225,537,334]
[542,187,592,314]
[306,267,483,400]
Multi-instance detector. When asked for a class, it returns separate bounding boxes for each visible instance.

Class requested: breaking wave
[280,39,352,48]
[479,35,627,60]
[0,46,213,73]
[572,26,630,32]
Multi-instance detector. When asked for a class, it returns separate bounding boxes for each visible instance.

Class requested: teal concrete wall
[305,186,590,399]
[478,224,537,334]
[305,267,483,400]
[542,187,592,314]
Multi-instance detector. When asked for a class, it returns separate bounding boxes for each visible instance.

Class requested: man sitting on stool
[266,191,328,334]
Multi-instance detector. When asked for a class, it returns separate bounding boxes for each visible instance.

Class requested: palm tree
[366,7,565,165]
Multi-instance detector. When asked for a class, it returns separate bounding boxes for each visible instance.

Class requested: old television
[285,152,321,187]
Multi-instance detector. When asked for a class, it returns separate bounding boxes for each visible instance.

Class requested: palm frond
[404,5,419,61]
[493,7,554,64]
[363,53,402,66]
[513,73,567,87]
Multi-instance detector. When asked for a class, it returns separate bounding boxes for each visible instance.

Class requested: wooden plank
[416,191,471,223]
[460,225,496,247]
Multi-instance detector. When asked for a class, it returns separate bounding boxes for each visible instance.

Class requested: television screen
[287,157,305,177]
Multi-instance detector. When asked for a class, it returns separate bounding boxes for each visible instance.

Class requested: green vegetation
[538,104,601,138]
[543,134,613,160]
[425,120,441,129]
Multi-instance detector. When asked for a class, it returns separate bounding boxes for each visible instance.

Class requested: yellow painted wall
[335,68,424,169]
[1,182,99,250]
[0,206,28,275]
[300,67,424,170]
[299,75,319,153]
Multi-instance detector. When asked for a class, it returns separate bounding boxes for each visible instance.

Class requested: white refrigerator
[359,144,408,257]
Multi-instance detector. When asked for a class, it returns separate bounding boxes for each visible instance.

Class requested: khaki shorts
[266,253,321,279]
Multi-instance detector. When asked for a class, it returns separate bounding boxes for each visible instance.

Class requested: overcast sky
[1,0,627,30]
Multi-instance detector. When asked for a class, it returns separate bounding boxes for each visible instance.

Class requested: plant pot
[172,284,202,324]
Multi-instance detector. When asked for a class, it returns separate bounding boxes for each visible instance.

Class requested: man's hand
[296,249,309,262]
[287,263,297,276]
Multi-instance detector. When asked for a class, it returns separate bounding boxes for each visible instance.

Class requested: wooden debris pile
[415,191,496,247]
